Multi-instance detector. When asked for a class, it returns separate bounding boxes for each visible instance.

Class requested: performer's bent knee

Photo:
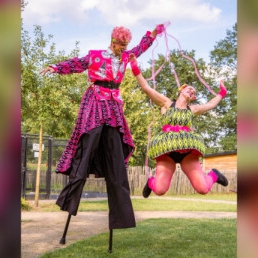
[153,185,169,195]
[194,185,210,195]
[154,190,167,196]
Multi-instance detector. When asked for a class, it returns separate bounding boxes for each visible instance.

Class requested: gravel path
[21,198,236,258]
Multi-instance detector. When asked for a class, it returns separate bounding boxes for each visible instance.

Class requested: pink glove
[129,54,141,76]
[156,24,165,35]
[218,81,227,98]
[156,21,171,35]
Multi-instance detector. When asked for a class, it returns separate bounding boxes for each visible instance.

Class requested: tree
[21,25,87,138]
[143,50,221,153]
[122,27,237,167]
[122,49,217,166]
[145,27,237,154]
[209,23,237,151]
[21,23,86,205]
[120,70,157,167]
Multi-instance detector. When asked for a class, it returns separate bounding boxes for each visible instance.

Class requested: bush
[21,198,32,211]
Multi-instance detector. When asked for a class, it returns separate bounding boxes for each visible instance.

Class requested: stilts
[108,229,113,253]
[59,214,71,245]
[59,213,114,253]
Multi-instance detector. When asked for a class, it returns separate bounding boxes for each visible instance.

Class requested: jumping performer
[40,24,164,229]
[129,55,228,198]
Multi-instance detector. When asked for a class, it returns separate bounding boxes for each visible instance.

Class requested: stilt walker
[40,24,165,252]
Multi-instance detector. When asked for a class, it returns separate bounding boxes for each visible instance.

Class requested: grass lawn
[40,218,236,258]
[24,194,237,257]
[34,194,236,213]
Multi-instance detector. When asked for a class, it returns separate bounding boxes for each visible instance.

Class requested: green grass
[132,199,236,212]
[21,197,32,211]
[36,194,236,212]
[161,193,237,201]
[40,218,236,258]
[29,194,236,257]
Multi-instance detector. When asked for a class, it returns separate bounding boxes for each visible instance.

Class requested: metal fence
[21,134,237,200]
[21,134,68,199]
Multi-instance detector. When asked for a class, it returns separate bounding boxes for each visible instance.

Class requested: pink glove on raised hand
[156,21,171,35]
[129,54,141,76]
[156,24,165,35]
[218,81,227,98]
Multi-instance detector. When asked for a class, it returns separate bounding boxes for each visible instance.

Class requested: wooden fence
[127,166,237,195]
[24,165,237,198]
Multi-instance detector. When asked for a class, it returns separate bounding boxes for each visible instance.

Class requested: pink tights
[147,176,156,192]
[205,170,218,191]
[148,170,218,195]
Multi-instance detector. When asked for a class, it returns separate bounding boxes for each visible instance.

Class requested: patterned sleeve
[127,31,156,58]
[50,53,90,74]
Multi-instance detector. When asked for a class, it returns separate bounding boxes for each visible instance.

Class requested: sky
[22,0,236,69]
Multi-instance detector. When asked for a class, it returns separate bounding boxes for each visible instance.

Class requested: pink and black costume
[51,31,155,229]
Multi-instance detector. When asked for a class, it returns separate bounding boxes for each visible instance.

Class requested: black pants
[56,125,136,229]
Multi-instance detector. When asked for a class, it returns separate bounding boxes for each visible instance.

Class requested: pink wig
[111,26,132,44]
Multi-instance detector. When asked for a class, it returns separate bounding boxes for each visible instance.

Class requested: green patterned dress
[148,101,205,159]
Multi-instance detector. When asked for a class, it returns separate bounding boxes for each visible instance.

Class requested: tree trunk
[34,122,43,207]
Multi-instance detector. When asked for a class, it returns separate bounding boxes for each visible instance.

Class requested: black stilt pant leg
[101,125,136,229]
[56,126,103,216]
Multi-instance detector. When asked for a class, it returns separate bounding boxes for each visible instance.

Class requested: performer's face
[181,86,196,101]
[112,42,128,57]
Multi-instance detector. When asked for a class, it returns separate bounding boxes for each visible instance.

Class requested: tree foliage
[122,25,237,165]
[21,24,87,138]
[209,23,237,151]
[120,70,157,166]
[21,19,237,167]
